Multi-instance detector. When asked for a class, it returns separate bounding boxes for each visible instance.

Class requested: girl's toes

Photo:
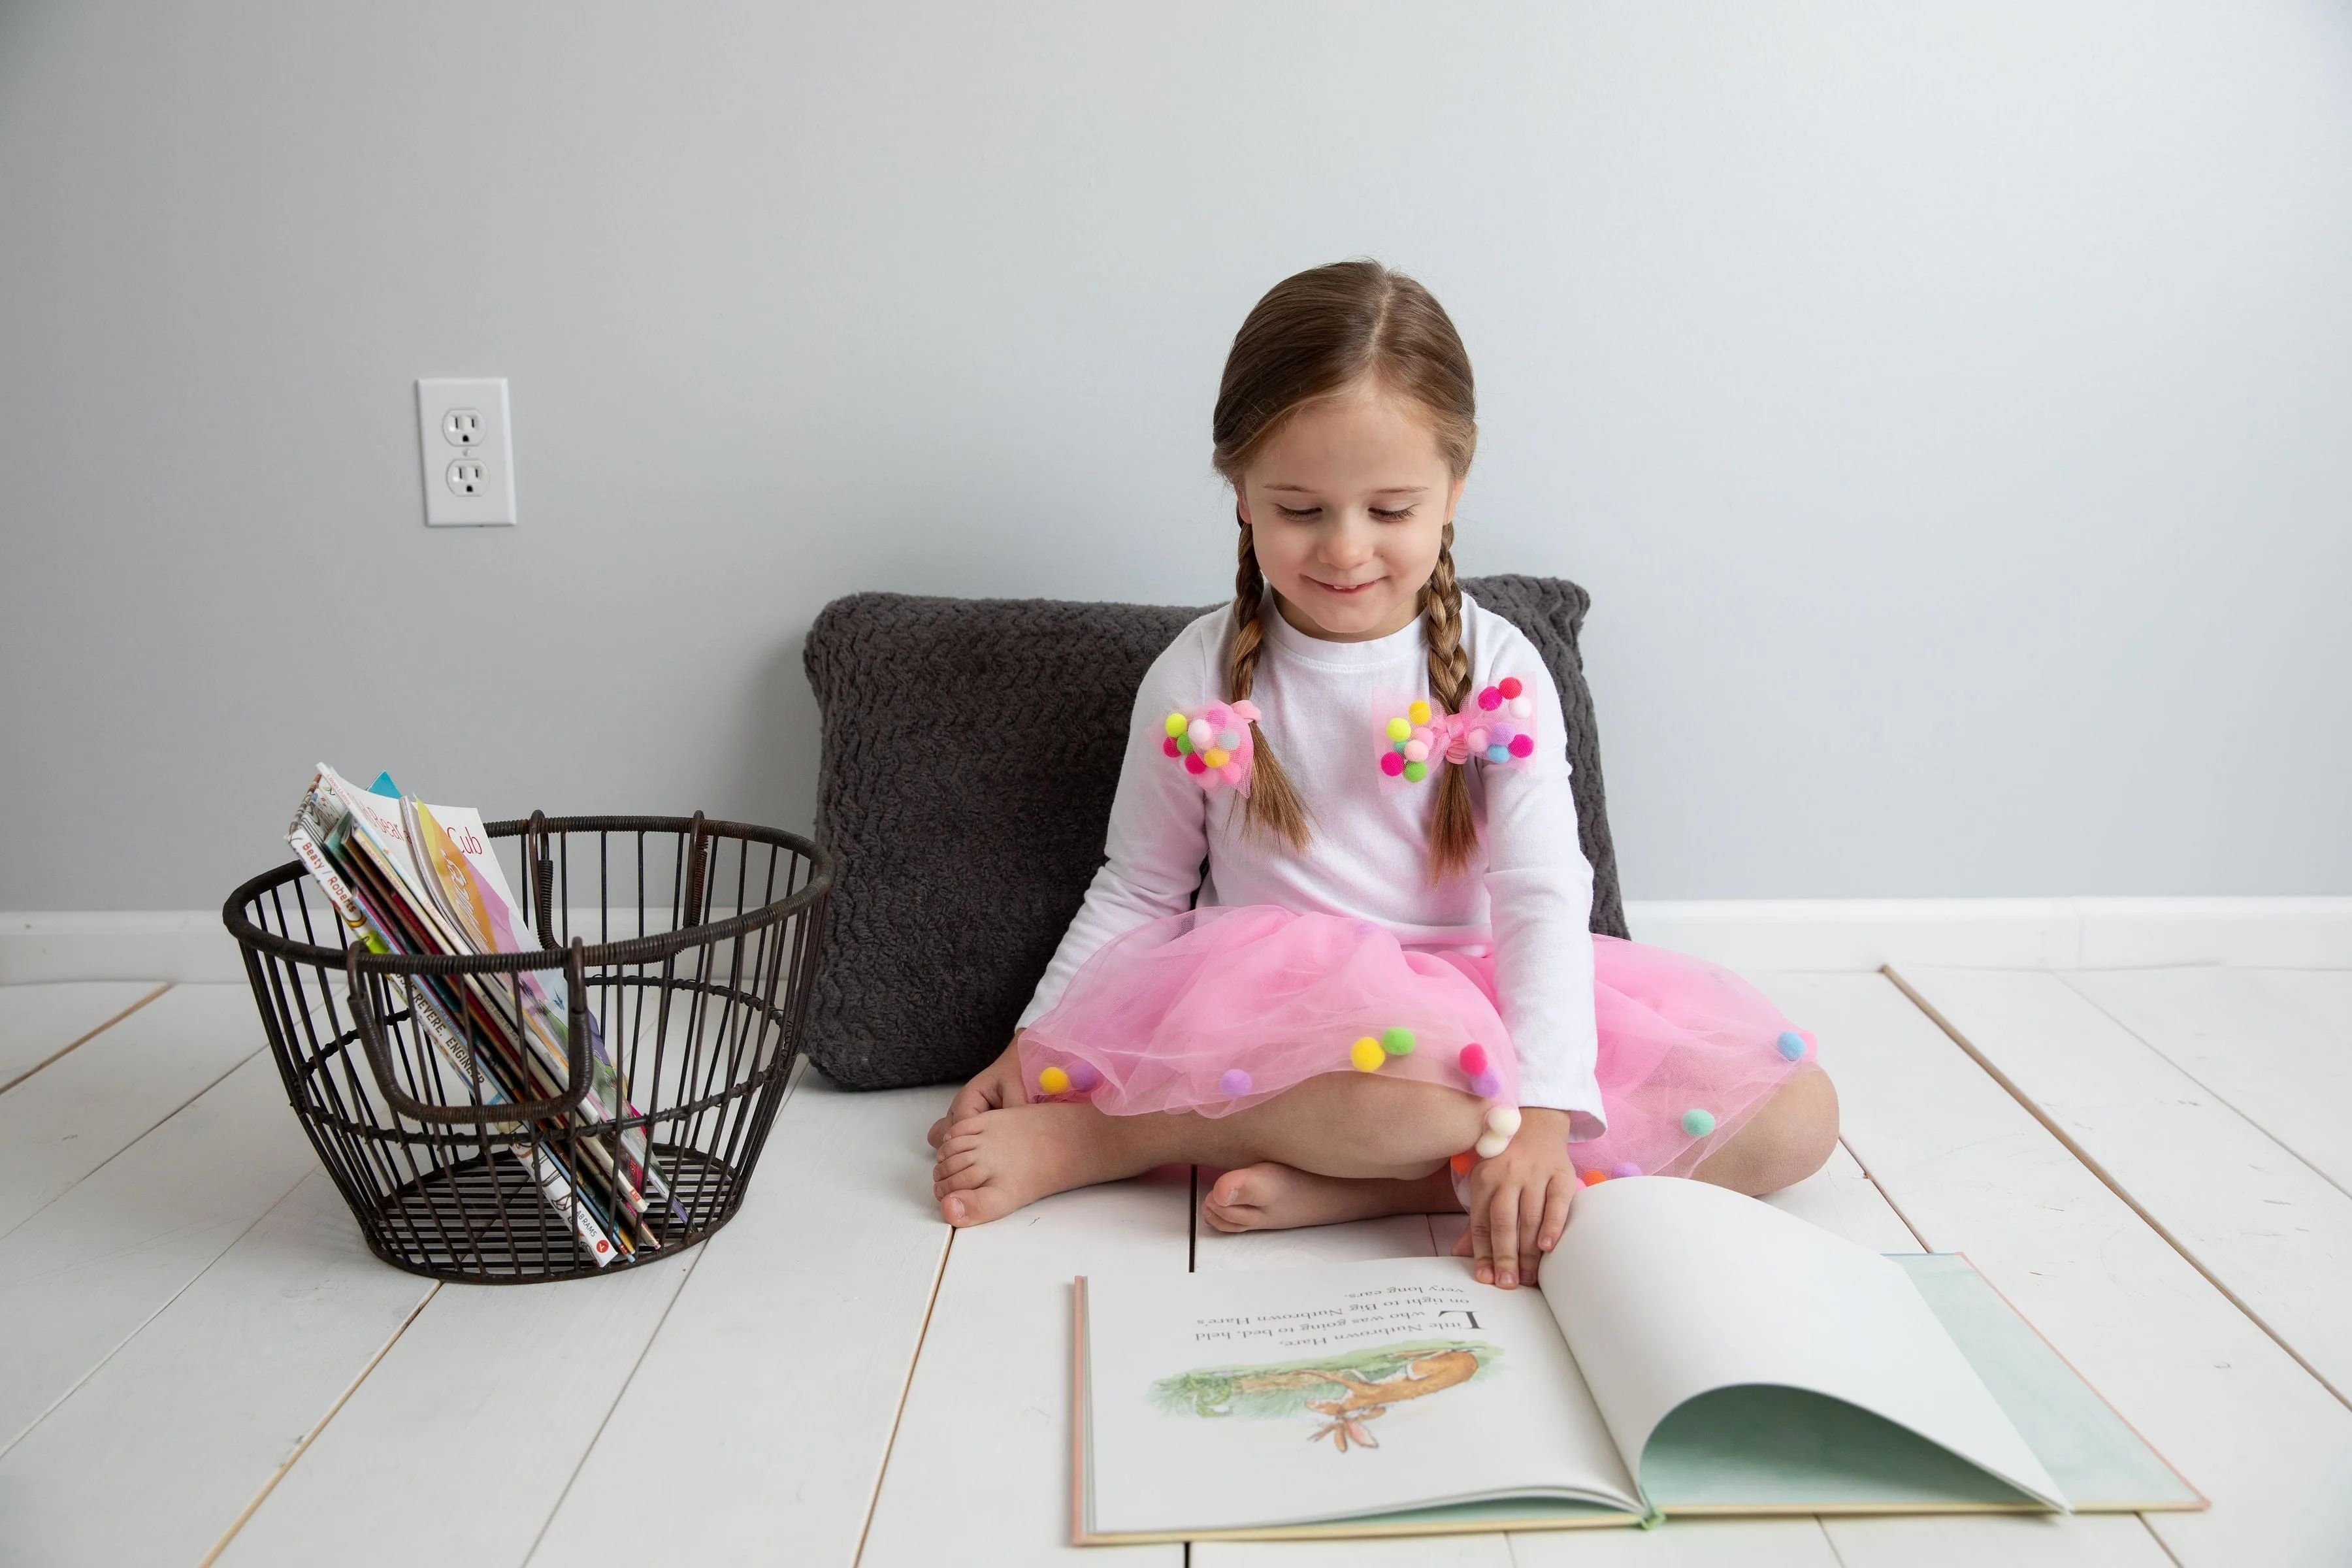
[941,1181,1024,1227]
[1202,1166,1278,1233]
[1211,1162,1281,1211]
[935,1161,988,1196]
[1201,1200,1264,1234]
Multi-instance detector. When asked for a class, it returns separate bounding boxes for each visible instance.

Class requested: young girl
[928,261,1837,1289]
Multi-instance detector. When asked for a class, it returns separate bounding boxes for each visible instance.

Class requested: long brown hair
[1211,259,1482,881]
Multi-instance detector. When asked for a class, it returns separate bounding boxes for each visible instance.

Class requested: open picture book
[1073,1176,2202,1543]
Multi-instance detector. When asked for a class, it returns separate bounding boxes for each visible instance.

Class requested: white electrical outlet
[416,378,515,526]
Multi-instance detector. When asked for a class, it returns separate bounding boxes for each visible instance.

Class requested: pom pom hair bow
[1161,700,1260,793]
[1377,676,1539,784]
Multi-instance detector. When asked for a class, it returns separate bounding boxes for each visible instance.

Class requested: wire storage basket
[223,813,830,1283]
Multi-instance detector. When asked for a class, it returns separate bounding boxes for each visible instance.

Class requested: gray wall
[4,1,2348,911]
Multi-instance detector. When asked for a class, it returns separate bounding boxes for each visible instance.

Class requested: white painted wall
[3,1,2347,910]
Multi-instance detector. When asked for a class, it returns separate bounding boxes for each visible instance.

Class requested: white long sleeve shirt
[1015,592,1605,1135]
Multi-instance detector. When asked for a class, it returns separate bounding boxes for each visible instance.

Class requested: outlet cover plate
[416,378,515,526]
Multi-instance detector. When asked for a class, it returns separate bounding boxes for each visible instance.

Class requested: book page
[1083,1255,1639,1537]
[1541,1177,2065,1511]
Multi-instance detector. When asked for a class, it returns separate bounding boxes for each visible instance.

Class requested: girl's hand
[1452,1106,1579,1289]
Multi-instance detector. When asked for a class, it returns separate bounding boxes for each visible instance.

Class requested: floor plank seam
[1883,964,2352,1414]
[851,1220,957,1568]
[194,1279,442,1568]
[0,1043,266,1250]
[1825,1134,1929,1252]
[0,982,171,1098]
[2137,1510,2189,1568]
[2053,970,2352,1205]
[1187,1165,1199,1272]
[519,1241,719,1567]
[0,1166,313,1459]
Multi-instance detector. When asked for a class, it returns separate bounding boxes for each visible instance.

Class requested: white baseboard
[1624,896,2352,972]
[4,898,2348,987]
[1,911,248,985]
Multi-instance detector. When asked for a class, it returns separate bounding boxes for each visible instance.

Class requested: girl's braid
[1420,521,1480,881]
[1227,518,1314,852]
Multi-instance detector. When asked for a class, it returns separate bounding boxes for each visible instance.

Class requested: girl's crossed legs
[926,1040,1838,1288]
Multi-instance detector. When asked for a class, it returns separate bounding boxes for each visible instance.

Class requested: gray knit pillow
[800,578,1625,1090]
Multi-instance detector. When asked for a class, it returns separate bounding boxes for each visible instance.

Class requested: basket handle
[525,809,559,951]
[345,938,597,1125]
[680,809,710,932]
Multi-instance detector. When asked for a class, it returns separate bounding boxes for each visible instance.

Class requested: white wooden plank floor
[0,967,2345,1565]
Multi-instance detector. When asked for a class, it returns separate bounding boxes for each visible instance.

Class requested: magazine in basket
[286,765,674,1266]
[1073,1176,2202,1543]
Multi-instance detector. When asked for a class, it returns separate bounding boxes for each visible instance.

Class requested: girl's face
[1236,381,1465,644]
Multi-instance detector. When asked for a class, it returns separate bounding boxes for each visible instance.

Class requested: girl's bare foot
[1202,1162,1457,1233]
[927,1039,1029,1151]
[932,1101,1120,1226]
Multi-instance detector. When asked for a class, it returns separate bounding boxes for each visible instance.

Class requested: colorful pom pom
[1386,716,1412,742]
[1184,753,1207,775]
[1581,1169,1609,1186]
[1404,740,1429,762]
[1611,1162,1642,1180]
[1478,686,1503,711]
[1204,746,1230,768]
[1777,1030,1807,1060]
[1402,760,1428,783]
[1380,751,1405,777]
[1475,1130,1510,1158]
[1164,712,1186,737]
[1498,676,1523,699]
[1176,732,1194,754]
[1218,1068,1252,1097]
[1509,696,1533,718]
[1380,1026,1416,1056]
[1038,1066,1071,1096]
[1218,728,1241,750]
[1349,1037,1386,1073]
[1467,728,1490,753]
[1509,733,1535,759]
[1220,761,1244,784]
[1458,1042,1490,1076]
[1450,1150,1477,1176]
[1068,1060,1102,1091]
[1162,737,1179,758]
[1409,699,1433,725]
[1487,744,1510,764]
[1188,719,1214,748]
[1485,1104,1522,1137]
[1469,1068,1503,1098]
[1681,1107,1717,1137]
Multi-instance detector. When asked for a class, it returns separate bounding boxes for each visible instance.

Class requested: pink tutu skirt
[1019,907,1816,1180]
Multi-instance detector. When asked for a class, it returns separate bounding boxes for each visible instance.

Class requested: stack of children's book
[287,765,674,1267]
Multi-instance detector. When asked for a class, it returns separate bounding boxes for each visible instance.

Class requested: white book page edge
[1540,1177,2066,1511]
